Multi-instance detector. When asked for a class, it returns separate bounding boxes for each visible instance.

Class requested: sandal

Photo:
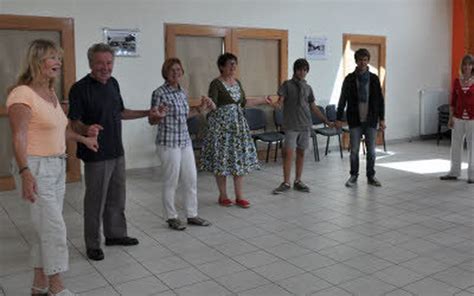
[32,286,48,296]
[235,199,250,208]
[218,198,233,207]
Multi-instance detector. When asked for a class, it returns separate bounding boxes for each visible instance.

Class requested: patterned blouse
[151,82,191,148]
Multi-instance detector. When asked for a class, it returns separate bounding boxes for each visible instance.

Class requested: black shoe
[345,175,358,187]
[187,216,211,226]
[368,177,382,187]
[272,182,291,195]
[105,236,139,246]
[468,179,474,184]
[86,248,104,261]
[440,175,458,181]
[293,180,310,192]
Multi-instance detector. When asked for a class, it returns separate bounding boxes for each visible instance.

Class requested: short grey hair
[87,43,115,66]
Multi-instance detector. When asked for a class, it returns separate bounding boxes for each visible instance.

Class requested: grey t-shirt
[278,78,315,131]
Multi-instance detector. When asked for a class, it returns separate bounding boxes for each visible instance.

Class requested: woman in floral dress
[201,53,271,208]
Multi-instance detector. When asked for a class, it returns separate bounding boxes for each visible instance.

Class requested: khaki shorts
[284,130,310,150]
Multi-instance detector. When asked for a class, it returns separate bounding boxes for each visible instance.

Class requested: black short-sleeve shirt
[68,74,125,162]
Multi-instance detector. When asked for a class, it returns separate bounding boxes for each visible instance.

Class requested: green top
[208,78,246,108]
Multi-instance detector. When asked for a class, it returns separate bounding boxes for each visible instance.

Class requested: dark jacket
[208,78,246,108]
[336,71,385,128]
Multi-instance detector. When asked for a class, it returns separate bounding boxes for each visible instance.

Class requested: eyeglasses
[43,55,63,62]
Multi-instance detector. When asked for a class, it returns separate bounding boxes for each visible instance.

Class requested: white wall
[1,0,452,169]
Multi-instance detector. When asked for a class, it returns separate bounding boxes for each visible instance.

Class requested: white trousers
[449,118,474,179]
[13,156,69,275]
[156,145,198,219]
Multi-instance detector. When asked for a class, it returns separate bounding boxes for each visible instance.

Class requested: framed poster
[103,28,139,57]
[305,36,327,60]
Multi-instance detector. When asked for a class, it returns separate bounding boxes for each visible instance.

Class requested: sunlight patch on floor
[377,158,467,174]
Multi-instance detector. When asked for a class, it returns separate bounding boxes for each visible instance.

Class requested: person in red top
[441,54,474,183]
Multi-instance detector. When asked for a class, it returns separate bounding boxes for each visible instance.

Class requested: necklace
[460,75,473,87]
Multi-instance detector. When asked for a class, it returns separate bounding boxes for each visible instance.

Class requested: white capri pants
[156,145,198,220]
[449,117,474,179]
[13,155,68,275]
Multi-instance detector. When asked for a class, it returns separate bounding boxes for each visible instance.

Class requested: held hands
[200,96,216,111]
[21,170,37,203]
[326,121,336,128]
[149,104,168,125]
[83,136,99,152]
[87,124,103,137]
[82,124,102,152]
[335,120,344,129]
[265,95,273,106]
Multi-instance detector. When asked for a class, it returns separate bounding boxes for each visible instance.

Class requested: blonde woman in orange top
[7,39,99,296]
[441,54,474,183]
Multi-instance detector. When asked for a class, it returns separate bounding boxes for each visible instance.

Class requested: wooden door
[0,15,79,191]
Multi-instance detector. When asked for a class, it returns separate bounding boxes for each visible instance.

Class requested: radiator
[419,88,449,136]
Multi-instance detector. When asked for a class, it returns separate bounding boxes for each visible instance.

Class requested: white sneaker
[49,289,77,296]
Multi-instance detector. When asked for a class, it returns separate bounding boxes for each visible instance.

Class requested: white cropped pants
[156,145,198,220]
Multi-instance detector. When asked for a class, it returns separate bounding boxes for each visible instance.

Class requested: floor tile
[339,275,397,296]
[252,260,305,281]
[404,277,461,296]
[157,267,209,289]
[277,272,332,295]
[215,270,270,293]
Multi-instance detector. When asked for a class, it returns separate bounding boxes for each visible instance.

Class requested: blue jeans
[349,123,377,178]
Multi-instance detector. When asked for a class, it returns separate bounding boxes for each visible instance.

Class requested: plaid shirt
[151,83,191,148]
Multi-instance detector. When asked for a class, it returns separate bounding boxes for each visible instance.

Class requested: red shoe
[218,198,233,207]
[235,199,250,208]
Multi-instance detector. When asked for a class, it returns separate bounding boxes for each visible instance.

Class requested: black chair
[437,104,450,145]
[244,108,285,162]
[314,104,343,159]
[187,116,203,152]
[310,105,326,161]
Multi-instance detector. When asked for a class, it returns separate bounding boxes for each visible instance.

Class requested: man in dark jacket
[336,48,386,187]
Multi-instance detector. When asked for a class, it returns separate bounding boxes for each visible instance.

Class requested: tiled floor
[1,140,473,296]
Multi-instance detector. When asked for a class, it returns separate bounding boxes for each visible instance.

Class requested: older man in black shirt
[69,43,162,261]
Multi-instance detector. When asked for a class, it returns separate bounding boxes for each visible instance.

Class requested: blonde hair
[460,54,474,77]
[11,39,63,91]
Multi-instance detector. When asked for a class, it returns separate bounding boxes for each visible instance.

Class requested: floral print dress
[200,81,259,176]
